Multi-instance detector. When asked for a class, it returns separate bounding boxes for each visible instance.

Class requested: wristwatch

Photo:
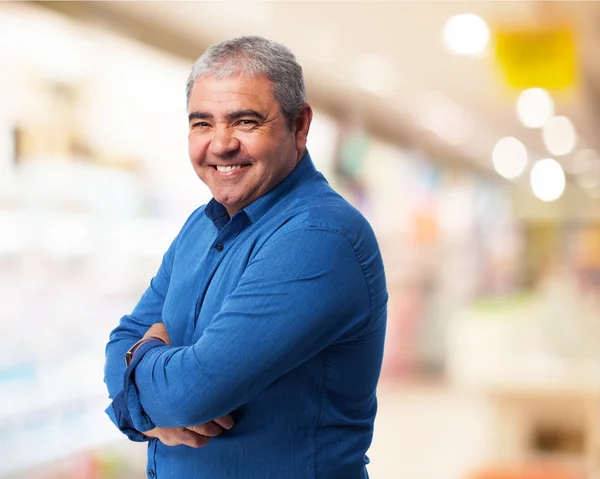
[125,336,165,367]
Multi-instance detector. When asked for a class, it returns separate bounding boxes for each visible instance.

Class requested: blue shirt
[104,153,388,479]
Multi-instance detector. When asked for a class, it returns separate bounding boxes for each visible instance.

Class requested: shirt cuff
[123,339,167,432]
[105,390,149,442]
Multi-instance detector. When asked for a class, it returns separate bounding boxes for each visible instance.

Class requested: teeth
[216,165,244,172]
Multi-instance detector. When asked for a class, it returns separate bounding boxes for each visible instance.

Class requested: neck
[296,148,306,163]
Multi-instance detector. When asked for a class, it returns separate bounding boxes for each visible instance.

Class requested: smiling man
[104,36,387,479]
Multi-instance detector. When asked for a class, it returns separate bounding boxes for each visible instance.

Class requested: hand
[144,322,172,345]
[143,426,212,448]
[143,414,235,448]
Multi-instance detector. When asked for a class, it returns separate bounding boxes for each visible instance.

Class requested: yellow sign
[494,27,576,90]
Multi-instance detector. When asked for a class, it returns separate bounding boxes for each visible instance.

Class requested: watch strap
[125,336,165,367]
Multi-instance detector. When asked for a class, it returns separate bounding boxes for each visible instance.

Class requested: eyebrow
[188,109,266,123]
[188,112,213,123]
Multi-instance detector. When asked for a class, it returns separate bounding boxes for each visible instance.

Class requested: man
[104,36,387,479]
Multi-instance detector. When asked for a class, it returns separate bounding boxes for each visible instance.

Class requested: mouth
[209,163,252,177]
[213,164,250,173]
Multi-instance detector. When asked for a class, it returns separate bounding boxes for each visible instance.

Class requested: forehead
[188,74,277,112]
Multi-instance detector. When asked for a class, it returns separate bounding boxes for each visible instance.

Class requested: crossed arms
[104,227,371,445]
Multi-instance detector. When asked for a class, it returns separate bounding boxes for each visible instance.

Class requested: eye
[237,119,257,127]
[191,121,211,129]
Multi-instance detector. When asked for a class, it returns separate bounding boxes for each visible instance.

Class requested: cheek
[188,134,208,160]
[243,128,278,146]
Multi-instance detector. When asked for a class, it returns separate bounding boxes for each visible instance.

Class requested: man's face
[188,74,311,216]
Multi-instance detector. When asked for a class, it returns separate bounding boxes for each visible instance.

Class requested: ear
[294,103,313,152]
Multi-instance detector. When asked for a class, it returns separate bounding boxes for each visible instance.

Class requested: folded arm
[125,228,372,428]
[104,207,204,398]
[103,235,178,439]
[103,243,174,399]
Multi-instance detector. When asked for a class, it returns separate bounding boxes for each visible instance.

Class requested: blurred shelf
[0,397,122,477]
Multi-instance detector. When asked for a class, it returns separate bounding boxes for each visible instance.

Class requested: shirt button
[148,470,155,478]
[215,243,224,252]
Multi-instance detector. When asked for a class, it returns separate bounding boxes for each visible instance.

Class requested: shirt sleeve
[103,241,175,399]
[125,227,375,427]
[103,235,177,437]
[105,390,149,442]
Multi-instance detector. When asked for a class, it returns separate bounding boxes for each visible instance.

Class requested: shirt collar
[204,196,230,231]
[205,151,317,226]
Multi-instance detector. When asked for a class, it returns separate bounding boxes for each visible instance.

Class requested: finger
[180,430,211,448]
[161,428,211,448]
[142,427,159,439]
[213,414,235,430]
[187,422,223,437]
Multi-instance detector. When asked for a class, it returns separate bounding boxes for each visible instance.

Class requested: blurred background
[1,1,600,478]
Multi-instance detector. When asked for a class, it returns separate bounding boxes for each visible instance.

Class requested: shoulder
[262,192,387,315]
[277,185,378,252]
[263,187,384,289]
[308,195,374,246]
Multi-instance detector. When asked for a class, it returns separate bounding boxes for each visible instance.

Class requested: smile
[215,165,246,172]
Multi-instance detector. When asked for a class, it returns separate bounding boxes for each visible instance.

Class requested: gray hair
[186,36,306,126]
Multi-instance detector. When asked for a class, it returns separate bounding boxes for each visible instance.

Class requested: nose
[210,126,240,156]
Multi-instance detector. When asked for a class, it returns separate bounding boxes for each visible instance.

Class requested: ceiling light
[516,88,554,128]
[530,158,565,202]
[442,14,490,56]
[492,137,528,179]
[542,116,576,156]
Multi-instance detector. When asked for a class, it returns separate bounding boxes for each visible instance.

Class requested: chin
[215,194,243,209]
